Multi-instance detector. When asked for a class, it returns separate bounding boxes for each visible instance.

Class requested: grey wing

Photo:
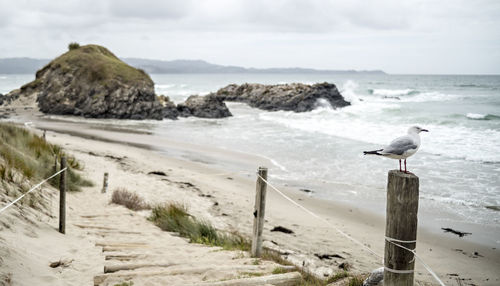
[382,135,418,155]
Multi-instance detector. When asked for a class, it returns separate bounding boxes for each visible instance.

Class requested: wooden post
[42,130,46,140]
[251,167,268,257]
[59,156,66,234]
[384,170,419,286]
[101,172,109,193]
[52,155,58,185]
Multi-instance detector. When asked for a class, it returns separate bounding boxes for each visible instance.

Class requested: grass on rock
[31,44,152,88]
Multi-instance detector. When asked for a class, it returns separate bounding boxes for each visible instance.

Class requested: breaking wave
[467,113,500,120]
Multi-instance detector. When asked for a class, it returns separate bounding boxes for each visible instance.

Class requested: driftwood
[148,171,167,176]
[314,253,343,260]
[441,228,471,237]
[49,258,73,268]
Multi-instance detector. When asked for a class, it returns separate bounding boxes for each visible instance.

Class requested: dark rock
[338,262,351,271]
[158,95,178,119]
[270,226,294,234]
[15,45,170,120]
[177,94,232,118]
[214,82,350,112]
[363,267,384,286]
[299,188,313,194]
[485,205,500,211]
[0,90,21,106]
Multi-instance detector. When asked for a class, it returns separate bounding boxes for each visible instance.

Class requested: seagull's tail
[363,149,383,156]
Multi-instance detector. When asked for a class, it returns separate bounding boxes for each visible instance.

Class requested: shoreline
[30,114,500,247]
[8,112,499,285]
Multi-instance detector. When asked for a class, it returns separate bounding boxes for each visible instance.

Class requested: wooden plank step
[73,224,118,230]
[184,272,302,286]
[102,245,151,252]
[93,265,273,285]
[104,262,176,273]
[96,242,149,247]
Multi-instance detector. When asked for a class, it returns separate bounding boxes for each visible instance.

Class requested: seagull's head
[408,126,429,134]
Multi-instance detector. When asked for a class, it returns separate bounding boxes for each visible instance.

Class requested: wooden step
[94,265,276,285]
[183,272,302,286]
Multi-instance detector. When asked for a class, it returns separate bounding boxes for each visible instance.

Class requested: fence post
[58,156,66,234]
[52,155,58,185]
[101,172,109,193]
[251,167,268,257]
[384,170,419,286]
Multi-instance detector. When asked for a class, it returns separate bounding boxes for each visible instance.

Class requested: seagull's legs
[399,159,402,172]
[404,159,408,173]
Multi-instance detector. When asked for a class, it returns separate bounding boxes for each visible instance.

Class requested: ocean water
[2,73,500,245]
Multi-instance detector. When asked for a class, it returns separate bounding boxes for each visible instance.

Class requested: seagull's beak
[421,129,429,132]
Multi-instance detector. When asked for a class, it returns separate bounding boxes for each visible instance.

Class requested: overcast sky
[0,0,499,74]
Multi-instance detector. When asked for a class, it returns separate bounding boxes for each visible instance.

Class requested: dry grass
[110,188,150,211]
[0,123,93,194]
[149,202,250,251]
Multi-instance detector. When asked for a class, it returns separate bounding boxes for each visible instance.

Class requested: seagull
[363,126,428,173]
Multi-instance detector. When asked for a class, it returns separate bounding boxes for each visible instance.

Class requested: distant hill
[0,57,386,75]
[0,58,50,74]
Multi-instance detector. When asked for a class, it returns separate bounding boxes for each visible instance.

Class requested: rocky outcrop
[17,44,173,120]
[157,95,179,120]
[214,82,350,112]
[0,90,20,106]
[177,95,232,118]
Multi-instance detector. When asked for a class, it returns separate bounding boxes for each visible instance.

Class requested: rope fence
[174,166,446,285]
[0,167,67,214]
[0,146,446,285]
[254,171,446,286]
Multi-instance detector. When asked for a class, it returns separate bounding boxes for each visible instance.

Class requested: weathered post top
[384,169,419,286]
[388,169,419,180]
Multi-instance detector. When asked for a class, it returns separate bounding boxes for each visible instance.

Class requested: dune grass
[148,201,367,285]
[0,123,93,193]
[149,202,250,251]
[111,188,150,211]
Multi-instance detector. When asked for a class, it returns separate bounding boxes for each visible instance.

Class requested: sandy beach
[1,107,498,285]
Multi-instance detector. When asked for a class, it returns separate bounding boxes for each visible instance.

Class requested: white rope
[385,236,417,244]
[384,267,414,274]
[257,174,383,260]
[0,167,67,214]
[257,174,447,286]
[386,239,446,286]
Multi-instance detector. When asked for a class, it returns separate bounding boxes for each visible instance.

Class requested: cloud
[0,0,499,73]
[106,0,192,20]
